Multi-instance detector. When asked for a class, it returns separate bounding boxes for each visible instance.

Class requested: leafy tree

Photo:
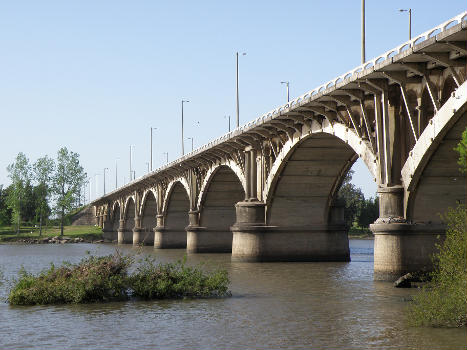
[357,196,379,229]
[33,156,55,235]
[338,170,365,227]
[52,147,87,235]
[20,182,36,223]
[454,127,467,173]
[6,152,32,233]
[0,185,12,226]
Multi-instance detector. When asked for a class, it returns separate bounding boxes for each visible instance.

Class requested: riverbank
[0,225,103,243]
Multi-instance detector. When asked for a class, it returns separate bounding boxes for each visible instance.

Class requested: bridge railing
[93,11,467,202]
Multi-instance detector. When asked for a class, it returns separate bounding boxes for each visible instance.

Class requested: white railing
[94,11,466,201]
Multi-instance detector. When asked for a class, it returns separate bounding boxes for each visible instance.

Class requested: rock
[95,240,104,243]
[74,238,81,243]
[41,237,50,243]
[394,273,413,288]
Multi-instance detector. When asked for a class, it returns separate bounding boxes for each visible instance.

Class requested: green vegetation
[130,256,230,299]
[0,225,102,243]
[408,205,467,327]
[1,148,87,236]
[408,127,467,327]
[8,253,231,305]
[9,253,130,305]
[338,170,379,231]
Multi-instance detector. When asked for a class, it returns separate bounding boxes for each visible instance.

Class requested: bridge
[92,12,467,281]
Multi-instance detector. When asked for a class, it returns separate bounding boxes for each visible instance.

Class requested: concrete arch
[123,197,135,231]
[140,188,158,217]
[162,181,190,248]
[197,165,245,252]
[265,132,362,228]
[263,120,377,204]
[111,202,121,231]
[402,81,467,221]
[140,190,157,245]
[441,75,457,105]
[197,161,246,210]
[163,178,190,215]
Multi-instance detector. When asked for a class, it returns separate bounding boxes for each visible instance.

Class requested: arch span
[140,190,157,245]
[160,181,189,248]
[263,121,377,203]
[190,165,245,253]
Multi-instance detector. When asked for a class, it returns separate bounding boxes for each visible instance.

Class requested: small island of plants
[8,252,230,305]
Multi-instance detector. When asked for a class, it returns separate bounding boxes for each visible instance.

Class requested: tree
[52,147,87,235]
[33,156,54,235]
[454,127,467,173]
[0,185,12,226]
[357,196,379,229]
[6,152,32,233]
[338,170,365,228]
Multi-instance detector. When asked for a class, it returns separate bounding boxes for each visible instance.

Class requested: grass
[8,252,231,305]
[0,225,103,242]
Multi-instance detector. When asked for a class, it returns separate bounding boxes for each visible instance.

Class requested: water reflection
[0,241,465,350]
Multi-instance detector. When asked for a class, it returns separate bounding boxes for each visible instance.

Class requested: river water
[0,240,465,350]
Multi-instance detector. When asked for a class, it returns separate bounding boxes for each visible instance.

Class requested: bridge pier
[232,201,350,262]
[186,210,232,253]
[153,215,186,248]
[117,219,132,244]
[101,218,116,241]
[370,186,444,281]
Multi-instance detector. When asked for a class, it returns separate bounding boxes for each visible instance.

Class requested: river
[0,240,465,349]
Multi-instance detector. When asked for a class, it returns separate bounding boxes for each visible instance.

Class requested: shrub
[8,252,131,305]
[129,256,230,299]
[8,253,231,305]
[408,205,467,327]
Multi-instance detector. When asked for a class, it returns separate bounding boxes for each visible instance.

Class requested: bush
[8,252,131,305]
[129,256,230,299]
[8,253,231,305]
[408,205,467,327]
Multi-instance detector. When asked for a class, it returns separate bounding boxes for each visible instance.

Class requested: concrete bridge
[92,12,467,281]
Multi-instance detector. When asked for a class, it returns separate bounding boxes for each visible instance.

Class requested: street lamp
[163,152,169,164]
[361,0,365,64]
[187,137,194,152]
[236,51,246,128]
[150,127,157,171]
[399,8,412,40]
[281,81,290,102]
[115,158,119,189]
[103,168,108,195]
[181,99,189,155]
[129,145,135,181]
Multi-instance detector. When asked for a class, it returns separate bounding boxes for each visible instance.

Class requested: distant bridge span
[93,12,467,281]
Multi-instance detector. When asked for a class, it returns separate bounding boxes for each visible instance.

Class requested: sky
[0,0,465,201]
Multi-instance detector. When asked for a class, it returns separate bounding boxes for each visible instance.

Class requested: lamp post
[187,137,194,152]
[129,145,135,181]
[361,0,365,64]
[163,152,169,164]
[181,100,189,155]
[399,8,412,40]
[281,81,290,102]
[103,168,108,195]
[115,158,119,189]
[236,51,246,128]
[150,127,157,171]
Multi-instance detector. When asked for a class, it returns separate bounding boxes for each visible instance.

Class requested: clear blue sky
[0,0,465,200]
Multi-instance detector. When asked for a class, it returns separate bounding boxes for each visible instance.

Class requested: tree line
[337,169,379,231]
[0,147,87,235]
